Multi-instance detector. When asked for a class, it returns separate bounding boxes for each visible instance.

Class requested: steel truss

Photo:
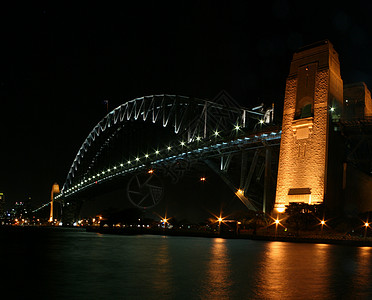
[61,95,266,194]
[339,119,372,174]
[53,94,281,215]
[57,128,281,210]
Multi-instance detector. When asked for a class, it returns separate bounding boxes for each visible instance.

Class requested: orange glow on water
[202,238,231,298]
[257,242,332,298]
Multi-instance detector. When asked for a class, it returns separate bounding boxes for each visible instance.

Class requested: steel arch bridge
[55,94,280,213]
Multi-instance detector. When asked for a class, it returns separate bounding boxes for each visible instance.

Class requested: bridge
[49,92,279,221]
[39,40,372,223]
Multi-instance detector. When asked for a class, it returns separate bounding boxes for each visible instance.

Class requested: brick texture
[274,42,340,212]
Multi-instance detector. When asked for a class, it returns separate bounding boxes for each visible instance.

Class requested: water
[1,227,372,299]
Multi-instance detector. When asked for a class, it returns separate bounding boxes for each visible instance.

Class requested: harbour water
[1,227,372,299]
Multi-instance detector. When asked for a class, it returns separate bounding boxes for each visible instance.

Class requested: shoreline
[85,226,372,247]
[2,225,372,247]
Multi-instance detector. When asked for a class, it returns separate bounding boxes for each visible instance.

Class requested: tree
[246,212,268,235]
[102,207,143,226]
[285,203,319,234]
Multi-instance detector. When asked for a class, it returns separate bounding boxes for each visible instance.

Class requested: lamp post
[162,218,167,229]
[320,220,325,236]
[274,218,280,239]
[364,222,369,240]
[218,217,222,235]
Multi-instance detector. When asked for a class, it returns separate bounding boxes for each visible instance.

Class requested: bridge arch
[60,94,264,198]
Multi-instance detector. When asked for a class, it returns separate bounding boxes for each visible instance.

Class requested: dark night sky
[1,1,372,208]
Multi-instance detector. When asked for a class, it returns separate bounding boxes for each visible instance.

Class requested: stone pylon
[274,40,343,213]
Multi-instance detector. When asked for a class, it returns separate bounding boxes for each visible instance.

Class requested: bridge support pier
[274,40,343,213]
[263,148,272,214]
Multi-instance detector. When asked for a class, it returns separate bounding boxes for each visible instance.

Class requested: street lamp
[320,220,325,235]
[364,222,369,239]
[218,217,223,235]
[274,218,280,239]
[276,204,285,213]
[162,218,168,229]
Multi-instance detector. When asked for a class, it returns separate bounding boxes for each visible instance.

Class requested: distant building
[0,192,4,216]
[14,201,26,219]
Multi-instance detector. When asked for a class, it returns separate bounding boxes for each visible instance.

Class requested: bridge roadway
[55,127,281,201]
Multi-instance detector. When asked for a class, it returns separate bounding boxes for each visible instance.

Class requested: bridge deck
[56,128,281,200]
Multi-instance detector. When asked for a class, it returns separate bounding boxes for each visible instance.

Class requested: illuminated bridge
[54,93,280,218]
[47,41,372,222]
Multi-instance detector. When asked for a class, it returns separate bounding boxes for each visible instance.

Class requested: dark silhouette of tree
[246,212,268,235]
[285,203,319,234]
[102,207,142,227]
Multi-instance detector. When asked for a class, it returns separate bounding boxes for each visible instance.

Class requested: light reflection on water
[202,238,232,299]
[2,228,372,299]
[152,237,173,296]
[350,246,372,297]
[256,242,332,299]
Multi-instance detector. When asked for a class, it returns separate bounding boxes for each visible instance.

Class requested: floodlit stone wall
[274,41,343,212]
